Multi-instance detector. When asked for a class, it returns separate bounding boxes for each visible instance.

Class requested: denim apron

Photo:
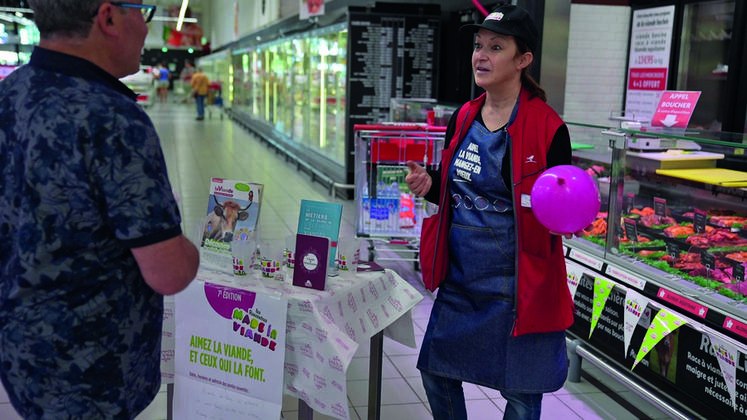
[417,117,568,393]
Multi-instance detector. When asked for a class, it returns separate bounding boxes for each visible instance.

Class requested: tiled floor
[0,102,674,419]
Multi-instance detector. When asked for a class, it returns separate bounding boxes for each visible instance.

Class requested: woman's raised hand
[405,161,432,197]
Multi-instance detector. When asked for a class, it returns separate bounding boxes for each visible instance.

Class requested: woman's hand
[550,227,590,239]
[405,161,432,197]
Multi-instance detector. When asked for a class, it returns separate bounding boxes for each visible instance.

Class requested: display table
[175,266,423,420]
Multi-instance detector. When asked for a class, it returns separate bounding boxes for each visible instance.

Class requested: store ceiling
[0,0,204,11]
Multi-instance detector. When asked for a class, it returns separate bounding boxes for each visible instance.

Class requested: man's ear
[93,3,121,37]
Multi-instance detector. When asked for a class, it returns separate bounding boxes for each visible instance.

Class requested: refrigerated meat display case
[565,121,747,419]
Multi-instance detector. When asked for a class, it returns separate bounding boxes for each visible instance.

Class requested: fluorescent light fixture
[176,0,189,32]
[0,7,33,14]
[152,16,197,23]
[0,12,33,26]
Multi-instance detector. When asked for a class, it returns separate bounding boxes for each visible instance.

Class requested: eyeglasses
[91,2,157,24]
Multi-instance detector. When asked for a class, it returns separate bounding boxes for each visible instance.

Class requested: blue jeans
[195,94,206,118]
[421,370,543,420]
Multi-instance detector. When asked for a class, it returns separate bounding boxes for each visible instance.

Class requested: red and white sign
[651,91,701,128]
[628,68,667,91]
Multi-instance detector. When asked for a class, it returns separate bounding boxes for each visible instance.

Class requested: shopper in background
[180,60,196,103]
[405,5,577,419]
[180,60,195,83]
[0,1,200,418]
[155,61,171,103]
[190,67,210,120]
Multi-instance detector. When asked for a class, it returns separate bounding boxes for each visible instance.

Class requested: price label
[624,218,639,242]
[654,197,667,217]
[733,262,745,283]
[666,241,680,261]
[701,251,715,271]
[624,193,635,214]
[693,209,708,233]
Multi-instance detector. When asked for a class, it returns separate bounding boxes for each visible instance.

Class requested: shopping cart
[354,123,446,269]
[206,82,224,120]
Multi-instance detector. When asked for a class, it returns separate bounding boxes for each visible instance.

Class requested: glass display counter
[226,4,440,194]
[230,23,349,167]
[565,121,747,419]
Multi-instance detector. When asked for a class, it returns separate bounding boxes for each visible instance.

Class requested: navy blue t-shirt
[0,47,182,418]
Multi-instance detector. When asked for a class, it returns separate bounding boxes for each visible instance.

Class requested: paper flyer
[589,276,615,339]
[174,273,287,419]
[161,295,176,384]
[200,178,263,272]
[633,308,686,370]
[623,289,648,354]
[708,332,739,411]
[565,260,586,298]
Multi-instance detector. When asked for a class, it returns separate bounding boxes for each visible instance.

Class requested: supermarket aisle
[0,102,674,420]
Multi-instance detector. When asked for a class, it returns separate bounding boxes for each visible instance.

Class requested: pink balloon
[530,165,600,234]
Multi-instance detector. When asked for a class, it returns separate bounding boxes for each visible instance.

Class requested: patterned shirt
[0,47,182,419]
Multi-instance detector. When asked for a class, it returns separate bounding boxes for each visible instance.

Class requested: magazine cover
[201,178,263,271]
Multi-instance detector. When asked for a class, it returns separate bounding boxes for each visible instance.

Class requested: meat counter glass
[565,121,747,419]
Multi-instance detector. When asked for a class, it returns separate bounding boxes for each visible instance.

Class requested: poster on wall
[173,272,287,419]
[299,0,324,20]
[624,5,675,124]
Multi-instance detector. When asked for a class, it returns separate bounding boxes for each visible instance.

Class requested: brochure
[200,178,263,272]
[292,234,329,290]
[296,199,343,269]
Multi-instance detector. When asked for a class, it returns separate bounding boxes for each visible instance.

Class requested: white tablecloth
[189,267,423,420]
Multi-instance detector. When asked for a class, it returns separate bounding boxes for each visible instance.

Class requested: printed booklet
[296,199,343,269]
[200,178,263,272]
[292,234,330,290]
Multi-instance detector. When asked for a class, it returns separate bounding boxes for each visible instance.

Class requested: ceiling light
[152,16,197,23]
[176,0,189,32]
[0,7,33,14]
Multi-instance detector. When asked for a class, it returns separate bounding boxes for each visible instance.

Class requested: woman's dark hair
[514,37,546,102]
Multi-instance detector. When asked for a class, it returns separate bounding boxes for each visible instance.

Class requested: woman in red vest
[406,5,583,419]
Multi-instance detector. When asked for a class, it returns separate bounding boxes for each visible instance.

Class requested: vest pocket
[519,208,550,259]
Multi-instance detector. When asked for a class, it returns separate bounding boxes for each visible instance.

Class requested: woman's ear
[517,51,533,70]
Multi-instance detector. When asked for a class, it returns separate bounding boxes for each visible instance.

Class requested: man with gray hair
[0,1,200,418]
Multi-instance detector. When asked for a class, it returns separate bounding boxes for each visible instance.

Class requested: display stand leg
[167,383,174,420]
[368,331,384,420]
[568,339,582,383]
[298,399,314,420]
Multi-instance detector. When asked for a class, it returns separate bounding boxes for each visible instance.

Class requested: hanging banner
[633,308,686,370]
[300,0,325,20]
[708,332,739,412]
[174,274,287,419]
[589,277,615,339]
[624,5,675,123]
[623,289,648,355]
[566,260,586,298]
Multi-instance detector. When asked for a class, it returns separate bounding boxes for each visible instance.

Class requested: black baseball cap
[460,5,539,53]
